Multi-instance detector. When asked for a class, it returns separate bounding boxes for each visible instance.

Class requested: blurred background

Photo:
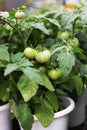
[0,0,79,11]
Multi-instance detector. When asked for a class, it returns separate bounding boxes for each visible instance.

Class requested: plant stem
[0,18,18,31]
[0,18,25,48]
[52,46,66,55]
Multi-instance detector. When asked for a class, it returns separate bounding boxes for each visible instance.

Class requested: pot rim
[34,96,75,120]
[54,96,75,118]
[0,103,9,111]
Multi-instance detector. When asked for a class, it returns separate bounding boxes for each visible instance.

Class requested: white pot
[20,96,75,130]
[0,103,11,130]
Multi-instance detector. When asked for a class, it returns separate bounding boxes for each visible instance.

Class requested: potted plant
[0,3,87,130]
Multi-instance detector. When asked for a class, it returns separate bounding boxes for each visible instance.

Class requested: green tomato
[39,66,47,73]
[70,37,80,47]
[5,24,12,31]
[15,11,25,19]
[57,31,70,40]
[24,47,37,59]
[47,68,61,80]
[35,50,51,63]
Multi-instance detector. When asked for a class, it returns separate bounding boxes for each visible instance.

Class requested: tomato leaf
[61,10,79,28]
[4,57,33,76]
[45,91,58,112]
[73,76,84,96]
[0,78,9,102]
[17,74,39,102]
[4,63,18,76]
[0,61,5,68]
[21,67,54,91]
[56,89,67,95]
[35,98,54,127]
[10,100,34,130]
[44,18,60,28]
[31,22,49,35]
[11,52,24,62]
[0,44,9,61]
[57,50,75,77]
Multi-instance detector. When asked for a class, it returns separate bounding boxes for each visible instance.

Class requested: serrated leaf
[21,67,54,91]
[31,22,49,35]
[57,50,75,77]
[35,99,54,127]
[4,63,18,76]
[0,44,9,61]
[17,103,34,130]
[56,89,67,95]
[54,10,63,18]
[73,76,83,96]
[4,57,33,76]
[61,83,73,92]
[45,18,60,28]
[72,46,85,57]
[11,52,24,62]
[0,78,9,102]
[0,61,5,68]
[40,73,54,91]
[10,100,34,130]
[17,74,39,102]
[61,10,79,27]
[11,53,33,67]
[45,91,58,112]
[18,57,33,67]
[9,99,17,116]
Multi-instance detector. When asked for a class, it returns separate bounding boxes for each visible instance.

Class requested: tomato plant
[0,3,87,130]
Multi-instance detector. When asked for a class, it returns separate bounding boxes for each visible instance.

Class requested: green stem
[24,28,33,48]
[0,18,25,47]
[0,18,18,31]
[72,18,78,35]
[52,46,66,55]
[9,74,17,92]
[9,74,19,102]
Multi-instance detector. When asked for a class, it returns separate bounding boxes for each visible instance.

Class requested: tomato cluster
[24,47,61,80]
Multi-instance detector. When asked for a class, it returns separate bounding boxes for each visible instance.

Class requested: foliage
[0,3,87,130]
